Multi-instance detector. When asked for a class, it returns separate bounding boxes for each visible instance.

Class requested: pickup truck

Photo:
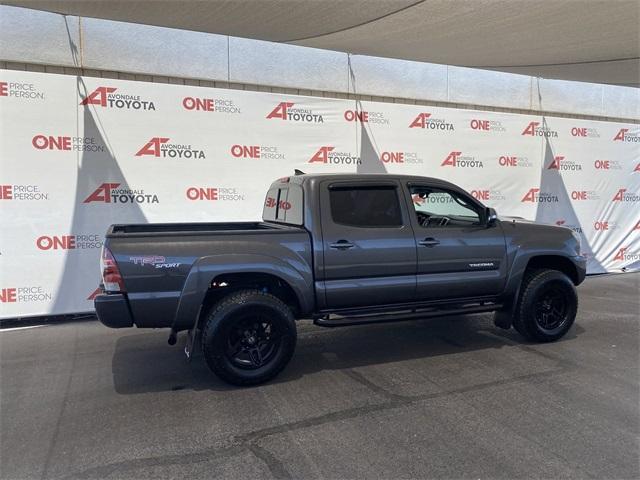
[95,173,586,385]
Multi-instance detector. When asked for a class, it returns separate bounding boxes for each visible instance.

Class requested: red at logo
[80,87,117,106]
[344,110,368,122]
[83,183,121,203]
[612,188,626,202]
[380,152,404,163]
[594,221,609,231]
[0,288,17,303]
[441,151,462,167]
[135,137,169,157]
[409,113,431,128]
[594,160,610,170]
[0,185,13,199]
[521,188,539,202]
[36,235,76,250]
[547,156,564,169]
[470,119,489,131]
[231,145,260,158]
[571,127,587,137]
[309,146,334,163]
[613,248,627,261]
[0,82,8,97]
[613,129,627,141]
[32,135,71,150]
[266,102,294,120]
[522,122,539,136]
[634,163,640,172]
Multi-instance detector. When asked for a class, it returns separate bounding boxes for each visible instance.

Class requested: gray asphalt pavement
[1,273,639,479]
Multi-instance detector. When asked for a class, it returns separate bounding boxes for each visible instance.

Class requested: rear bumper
[573,255,587,285]
[94,293,134,328]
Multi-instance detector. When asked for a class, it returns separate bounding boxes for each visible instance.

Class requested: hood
[498,215,535,224]
[499,215,581,256]
[499,215,573,230]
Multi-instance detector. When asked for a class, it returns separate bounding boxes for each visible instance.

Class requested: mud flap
[184,305,204,361]
[184,328,200,361]
[494,278,523,330]
[493,307,513,329]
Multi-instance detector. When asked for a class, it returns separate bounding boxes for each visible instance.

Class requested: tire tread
[201,289,296,386]
[513,268,578,342]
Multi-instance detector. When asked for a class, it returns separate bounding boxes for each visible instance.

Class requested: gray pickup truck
[95,173,586,385]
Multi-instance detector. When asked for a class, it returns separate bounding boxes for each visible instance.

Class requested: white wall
[1,5,638,319]
[1,5,639,121]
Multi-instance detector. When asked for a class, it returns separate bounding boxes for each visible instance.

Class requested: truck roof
[279,172,462,191]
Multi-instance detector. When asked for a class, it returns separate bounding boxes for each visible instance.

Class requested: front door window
[410,187,482,229]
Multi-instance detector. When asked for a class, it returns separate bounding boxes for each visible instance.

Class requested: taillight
[101,246,126,293]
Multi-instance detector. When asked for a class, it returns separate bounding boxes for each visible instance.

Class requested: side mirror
[486,207,498,227]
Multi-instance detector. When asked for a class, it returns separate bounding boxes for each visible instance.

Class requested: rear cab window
[262,182,303,226]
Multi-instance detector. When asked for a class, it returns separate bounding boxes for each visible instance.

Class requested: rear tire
[201,289,297,386]
[512,269,578,342]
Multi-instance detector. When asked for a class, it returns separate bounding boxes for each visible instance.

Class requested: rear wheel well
[199,273,300,325]
[525,256,579,284]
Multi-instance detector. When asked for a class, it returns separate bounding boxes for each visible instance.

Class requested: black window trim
[275,187,283,220]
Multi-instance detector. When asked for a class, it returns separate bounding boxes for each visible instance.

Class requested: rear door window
[329,186,403,228]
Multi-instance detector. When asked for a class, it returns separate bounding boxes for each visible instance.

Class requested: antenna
[294,169,306,175]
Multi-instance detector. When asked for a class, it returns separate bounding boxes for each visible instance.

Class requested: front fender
[500,247,582,311]
[171,253,313,331]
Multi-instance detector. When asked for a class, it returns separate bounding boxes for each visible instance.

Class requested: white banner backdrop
[1,69,639,319]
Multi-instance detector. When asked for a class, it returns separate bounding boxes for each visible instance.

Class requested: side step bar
[313,304,501,328]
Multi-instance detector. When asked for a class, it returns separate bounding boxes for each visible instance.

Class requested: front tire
[201,289,297,386]
[513,269,578,342]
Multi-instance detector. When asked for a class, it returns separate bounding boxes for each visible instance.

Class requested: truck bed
[102,221,312,330]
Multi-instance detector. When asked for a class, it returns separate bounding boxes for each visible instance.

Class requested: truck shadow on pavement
[111,314,583,394]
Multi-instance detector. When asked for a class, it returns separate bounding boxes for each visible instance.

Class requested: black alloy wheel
[225,313,281,369]
[534,284,570,334]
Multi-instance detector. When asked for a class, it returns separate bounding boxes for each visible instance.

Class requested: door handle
[329,240,355,250]
[419,237,440,247]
